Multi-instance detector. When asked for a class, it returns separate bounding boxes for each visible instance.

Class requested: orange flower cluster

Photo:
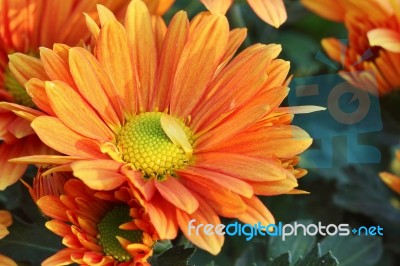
[0,0,316,265]
[302,0,400,95]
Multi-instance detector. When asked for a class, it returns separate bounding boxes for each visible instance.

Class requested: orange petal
[147,195,178,239]
[170,14,229,118]
[0,210,12,227]
[70,160,126,191]
[368,28,400,52]
[37,196,69,221]
[143,0,175,15]
[154,11,189,111]
[155,178,199,214]
[182,176,246,217]
[178,166,254,198]
[237,195,275,226]
[124,169,156,201]
[41,248,75,266]
[194,152,286,181]
[25,78,55,116]
[200,0,233,14]
[9,155,81,165]
[0,142,28,190]
[196,105,269,150]
[248,173,298,196]
[301,0,345,22]
[0,224,9,239]
[96,20,137,117]
[31,116,105,158]
[0,254,17,266]
[152,15,167,58]
[45,81,114,141]
[213,125,313,158]
[247,0,287,28]
[321,38,347,64]
[39,47,75,87]
[125,0,157,111]
[380,172,400,194]
[97,4,117,26]
[192,44,280,132]
[8,53,47,85]
[45,220,72,237]
[215,28,248,76]
[176,194,224,255]
[69,47,122,129]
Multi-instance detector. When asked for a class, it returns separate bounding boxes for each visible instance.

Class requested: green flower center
[116,112,193,180]
[97,205,142,262]
[4,67,35,108]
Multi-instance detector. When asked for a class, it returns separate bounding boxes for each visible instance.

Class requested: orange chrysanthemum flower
[36,178,157,266]
[301,0,400,95]
[0,0,133,190]
[0,254,16,266]
[9,0,315,254]
[200,0,287,28]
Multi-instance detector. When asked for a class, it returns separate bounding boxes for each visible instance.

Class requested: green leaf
[268,220,316,263]
[320,236,383,266]
[295,244,338,266]
[0,215,63,265]
[149,245,196,266]
[267,252,291,266]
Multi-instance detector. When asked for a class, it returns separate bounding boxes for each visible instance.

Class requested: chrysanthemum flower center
[98,205,142,262]
[117,112,193,180]
[4,67,35,108]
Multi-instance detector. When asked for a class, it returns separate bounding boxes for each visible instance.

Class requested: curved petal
[37,196,69,221]
[194,152,287,181]
[247,0,287,28]
[0,254,17,266]
[69,47,122,129]
[8,53,47,86]
[182,175,246,217]
[155,177,199,214]
[176,194,224,255]
[97,20,137,116]
[147,195,178,239]
[41,248,75,266]
[301,0,346,22]
[45,81,114,141]
[31,116,106,158]
[170,14,229,118]
[380,172,400,194]
[237,195,275,226]
[200,0,233,14]
[178,166,254,198]
[70,160,126,191]
[125,0,157,111]
[154,11,189,111]
[368,28,400,52]
[39,47,75,87]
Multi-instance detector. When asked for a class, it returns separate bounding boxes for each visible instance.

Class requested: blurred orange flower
[301,0,400,95]
[0,0,132,190]
[0,210,12,239]
[201,0,287,28]
[10,0,315,254]
[0,210,16,266]
[37,178,157,266]
[380,150,400,194]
